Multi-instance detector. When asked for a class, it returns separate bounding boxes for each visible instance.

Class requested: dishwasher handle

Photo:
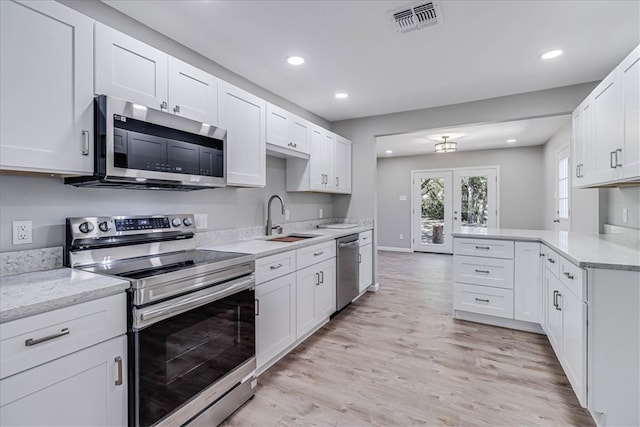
[338,241,358,248]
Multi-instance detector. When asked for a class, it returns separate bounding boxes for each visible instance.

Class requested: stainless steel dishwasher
[336,234,360,311]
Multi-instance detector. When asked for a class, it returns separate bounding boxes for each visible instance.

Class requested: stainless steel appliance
[66,214,256,427]
[65,95,227,190]
[336,234,360,311]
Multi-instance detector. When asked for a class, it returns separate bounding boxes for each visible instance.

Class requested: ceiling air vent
[388,1,442,34]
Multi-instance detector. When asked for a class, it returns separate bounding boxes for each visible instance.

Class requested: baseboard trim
[367,282,379,292]
[453,310,545,334]
[377,246,412,253]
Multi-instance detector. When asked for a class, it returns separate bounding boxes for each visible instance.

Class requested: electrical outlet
[12,220,33,245]
[399,234,404,240]
[622,208,628,223]
[194,213,208,230]
[319,208,323,219]
[285,209,290,220]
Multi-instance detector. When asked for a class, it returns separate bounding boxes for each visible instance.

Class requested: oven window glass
[133,288,255,426]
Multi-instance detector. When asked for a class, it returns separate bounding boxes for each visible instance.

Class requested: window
[558,156,569,219]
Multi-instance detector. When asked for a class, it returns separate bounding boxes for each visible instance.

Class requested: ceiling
[376,115,571,158]
[103,0,640,122]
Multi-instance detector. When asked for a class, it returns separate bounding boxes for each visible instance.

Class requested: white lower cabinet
[514,242,542,323]
[0,336,127,426]
[358,243,373,293]
[0,293,127,426]
[296,258,336,339]
[255,272,296,370]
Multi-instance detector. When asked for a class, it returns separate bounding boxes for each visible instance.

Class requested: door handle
[553,219,560,223]
[320,270,324,284]
[160,101,168,111]
[553,290,559,309]
[315,272,320,286]
[359,253,362,263]
[173,105,181,114]
[255,299,260,316]
[114,356,123,386]
[610,151,617,169]
[616,148,622,167]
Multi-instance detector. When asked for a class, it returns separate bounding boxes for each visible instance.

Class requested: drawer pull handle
[25,328,70,347]
[475,298,490,303]
[313,251,324,256]
[547,258,556,264]
[563,272,574,280]
[270,263,283,270]
[475,269,490,274]
[115,356,123,386]
[475,246,490,250]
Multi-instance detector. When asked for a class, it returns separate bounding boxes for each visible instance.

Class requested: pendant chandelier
[434,135,457,153]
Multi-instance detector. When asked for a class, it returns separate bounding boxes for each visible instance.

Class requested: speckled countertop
[452,228,640,271]
[199,226,372,258]
[0,268,129,323]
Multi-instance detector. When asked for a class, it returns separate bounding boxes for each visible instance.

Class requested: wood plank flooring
[222,251,594,426]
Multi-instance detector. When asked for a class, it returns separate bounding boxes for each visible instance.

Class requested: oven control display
[114,217,171,231]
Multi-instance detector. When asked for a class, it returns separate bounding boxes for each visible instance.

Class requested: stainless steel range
[65,214,256,427]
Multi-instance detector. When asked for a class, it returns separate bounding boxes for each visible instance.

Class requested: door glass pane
[460,175,489,229]
[420,177,445,245]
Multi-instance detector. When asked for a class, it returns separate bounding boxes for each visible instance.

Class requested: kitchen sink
[265,233,320,242]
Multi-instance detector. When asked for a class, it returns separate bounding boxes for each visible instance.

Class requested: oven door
[130,276,255,427]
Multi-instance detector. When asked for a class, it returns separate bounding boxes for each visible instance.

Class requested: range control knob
[79,221,94,234]
[171,218,182,227]
[183,217,193,227]
[98,221,111,232]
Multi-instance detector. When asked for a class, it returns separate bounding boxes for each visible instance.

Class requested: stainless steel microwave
[65,95,226,190]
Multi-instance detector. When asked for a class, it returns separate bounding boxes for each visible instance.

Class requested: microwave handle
[134,275,254,330]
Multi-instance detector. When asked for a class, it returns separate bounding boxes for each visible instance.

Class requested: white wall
[0,157,333,251]
[377,146,545,249]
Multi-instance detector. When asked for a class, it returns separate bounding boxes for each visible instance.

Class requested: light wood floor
[222,251,595,426]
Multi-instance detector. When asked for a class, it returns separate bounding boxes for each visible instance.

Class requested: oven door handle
[134,275,255,330]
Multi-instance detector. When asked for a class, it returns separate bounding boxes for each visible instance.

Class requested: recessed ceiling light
[385,150,393,154]
[335,92,349,99]
[286,56,305,66]
[540,49,563,60]
[507,139,517,143]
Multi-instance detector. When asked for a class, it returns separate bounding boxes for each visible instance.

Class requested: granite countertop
[452,228,640,271]
[0,268,130,324]
[199,226,372,258]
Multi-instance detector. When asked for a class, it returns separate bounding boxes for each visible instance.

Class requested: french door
[412,168,498,254]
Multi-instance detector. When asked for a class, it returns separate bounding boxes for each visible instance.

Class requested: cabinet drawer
[453,238,514,259]
[0,293,126,379]
[453,283,514,319]
[358,230,372,246]
[559,258,585,301]
[544,247,560,278]
[297,241,336,270]
[453,255,514,289]
[255,250,296,284]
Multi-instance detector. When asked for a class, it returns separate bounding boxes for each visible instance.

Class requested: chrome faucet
[266,194,285,235]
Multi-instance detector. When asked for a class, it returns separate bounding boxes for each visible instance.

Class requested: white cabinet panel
[514,242,542,323]
[358,243,373,293]
[296,258,336,339]
[307,126,326,191]
[0,335,127,427]
[266,103,310,156]
[255,250,296,284]
[454,255,514,289]
[453,238,514,259]
[289,115,310,154]
[218,81,266,187]
[297,241,336,270]
[0,0,93,174]
[592,74,623,184]
[168,57,218,126]
[334,135,352,193]
[545,272,564,355]
[95,23,167,111]
[255,273,296,370]
[562,286,586,407]
[266,103,289,148]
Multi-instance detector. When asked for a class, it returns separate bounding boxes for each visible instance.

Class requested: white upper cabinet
[266,103,310,157]
[573,44,640,187]
[218,81,266,187]
[167,57,218,125]
[591,72,622,184]
[334,135,352,193]
[620,45,640,180]
[308,125,328,191]
[0,0,94,175]
[95,24,218,126]
[95,23,168,111]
